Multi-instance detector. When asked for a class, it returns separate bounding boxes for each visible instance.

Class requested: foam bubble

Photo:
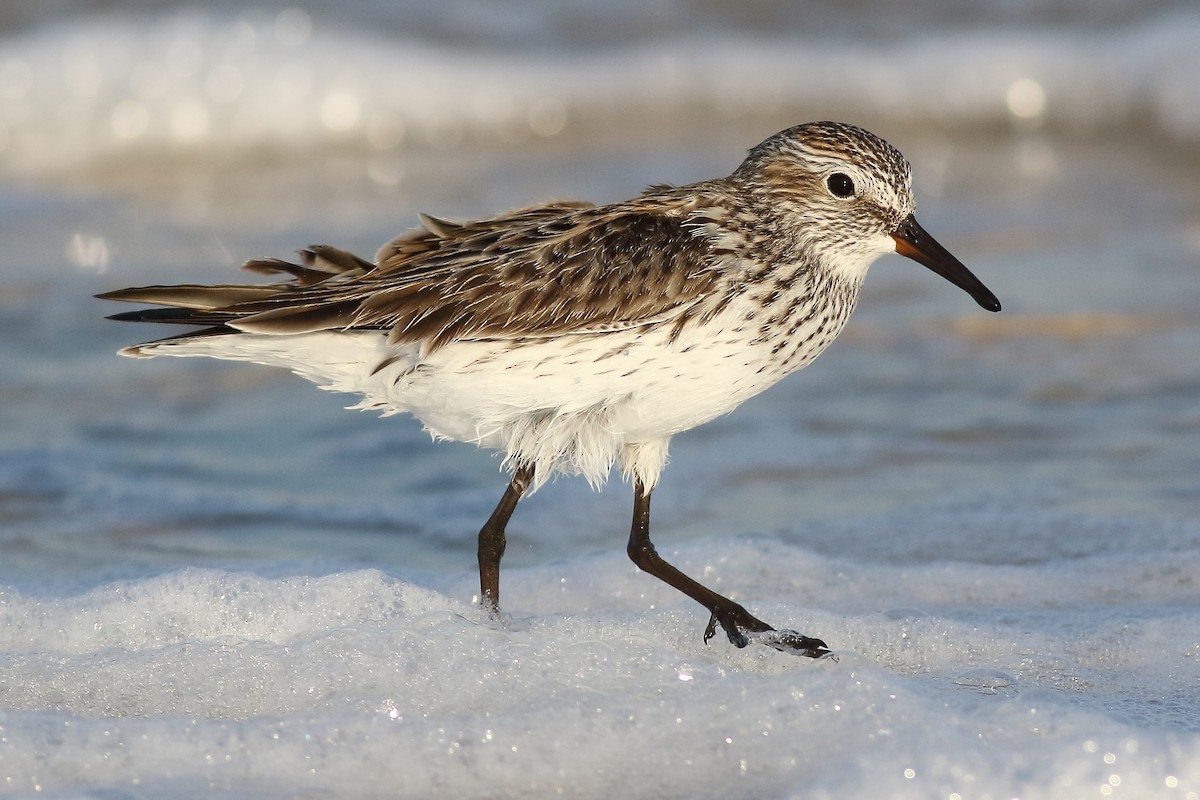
[1,549,1198,797]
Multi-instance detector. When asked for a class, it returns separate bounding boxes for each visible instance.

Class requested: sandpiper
[100,121,1000,658]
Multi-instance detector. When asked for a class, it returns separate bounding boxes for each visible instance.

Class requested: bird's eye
[826,172,856,199]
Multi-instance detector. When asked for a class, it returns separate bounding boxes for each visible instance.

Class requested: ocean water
[3,1,1200,797]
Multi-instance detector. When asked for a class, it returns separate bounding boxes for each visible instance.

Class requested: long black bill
[892,214,1000,312]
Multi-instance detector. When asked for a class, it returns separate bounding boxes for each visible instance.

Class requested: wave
[1,7,1197,177]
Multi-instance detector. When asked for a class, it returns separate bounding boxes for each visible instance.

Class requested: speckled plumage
[101,121,1000,656]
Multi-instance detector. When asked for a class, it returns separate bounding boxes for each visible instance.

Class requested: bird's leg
[625,478,830,658]
[478,462,535,616]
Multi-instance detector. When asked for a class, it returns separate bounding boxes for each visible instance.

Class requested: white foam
[2,539,1199,797]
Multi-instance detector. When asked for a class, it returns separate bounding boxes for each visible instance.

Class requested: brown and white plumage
[101,121,999,657]
[110,196,729,348]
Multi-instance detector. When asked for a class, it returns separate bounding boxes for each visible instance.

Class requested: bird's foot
[747,629,832,659]
[703,611,751,648]
[704,610,831,659]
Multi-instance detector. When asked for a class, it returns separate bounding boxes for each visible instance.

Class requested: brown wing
[101,189,734,352]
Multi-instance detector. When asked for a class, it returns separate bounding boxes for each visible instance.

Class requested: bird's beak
[891,214,1000,312]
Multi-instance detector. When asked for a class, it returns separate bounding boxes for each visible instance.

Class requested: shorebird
[100,121,1000,658]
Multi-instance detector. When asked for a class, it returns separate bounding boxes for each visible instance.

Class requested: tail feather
[96,284,278,311]
[117,326,233,357]
[106,307,234,326]
[97,243,378,354]
[231,298,364,334]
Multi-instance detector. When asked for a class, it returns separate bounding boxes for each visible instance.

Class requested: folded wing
[100,191,732,353]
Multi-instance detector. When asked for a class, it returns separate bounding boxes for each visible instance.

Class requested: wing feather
[99,187,736,352]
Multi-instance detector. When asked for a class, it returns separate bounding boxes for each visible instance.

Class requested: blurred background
[1,0,1198,586]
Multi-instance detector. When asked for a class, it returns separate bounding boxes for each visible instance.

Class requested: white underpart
[821,230,899,286]
[127,282,867,492]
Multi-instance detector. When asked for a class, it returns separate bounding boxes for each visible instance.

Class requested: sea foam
[2,538,1199,797]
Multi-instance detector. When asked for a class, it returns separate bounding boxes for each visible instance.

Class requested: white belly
[135,296,849,489]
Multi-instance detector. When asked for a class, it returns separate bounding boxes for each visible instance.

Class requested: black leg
[625,478,830,658]
[478,463,534,615]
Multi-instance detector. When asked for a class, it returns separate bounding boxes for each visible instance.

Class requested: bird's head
[736,121,1000,312]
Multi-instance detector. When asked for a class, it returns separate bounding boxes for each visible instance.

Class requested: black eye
[826,172,856,198]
